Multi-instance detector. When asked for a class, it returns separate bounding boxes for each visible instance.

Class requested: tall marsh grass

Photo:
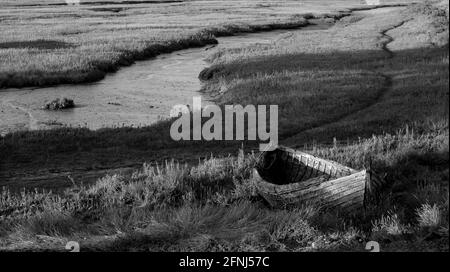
[1,124,448,251]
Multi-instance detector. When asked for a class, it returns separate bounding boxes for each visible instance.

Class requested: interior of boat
[255,148,353,185]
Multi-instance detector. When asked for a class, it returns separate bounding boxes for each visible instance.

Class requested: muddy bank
[0,23,332,136]
[0,33,218,89]
[0,19,313,89]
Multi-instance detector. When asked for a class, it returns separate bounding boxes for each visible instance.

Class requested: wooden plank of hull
[327,191,365,210]
[296,171,366,199]
[255,169,367,210]
[263,187,365,208]
[300,179,365,204]
[258,188,365,211]
[256,170,366,197]
[267,177,363,202]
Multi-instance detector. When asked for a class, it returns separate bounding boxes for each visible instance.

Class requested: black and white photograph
[0,0,448,255]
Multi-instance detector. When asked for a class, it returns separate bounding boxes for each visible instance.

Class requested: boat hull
[254,169,367,211]
[254,146,369,211]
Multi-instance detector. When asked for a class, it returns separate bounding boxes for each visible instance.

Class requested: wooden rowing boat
[254,146,374,212]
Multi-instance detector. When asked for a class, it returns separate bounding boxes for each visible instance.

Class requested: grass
[0,0,448,251]
[0,122,448,251]
[200,2,449,143]
[0,0,384,89]
[1,1,447,189]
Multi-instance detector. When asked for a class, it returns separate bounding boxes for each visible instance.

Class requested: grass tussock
[43,98,75,110]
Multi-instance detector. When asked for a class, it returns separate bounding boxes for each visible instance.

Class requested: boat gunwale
[277,146,358,175]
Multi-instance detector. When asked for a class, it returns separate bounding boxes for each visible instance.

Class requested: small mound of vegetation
[43,98,75,110]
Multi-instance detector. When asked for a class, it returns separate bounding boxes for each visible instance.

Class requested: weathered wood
[327,191,365,208]
[265,172,365,205]
[282,146,356,175]
[254,145,369,212]
[285,170,366,197]
[254,171,329,194]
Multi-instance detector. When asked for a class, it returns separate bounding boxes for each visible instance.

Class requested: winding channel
[0,24,330,136]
